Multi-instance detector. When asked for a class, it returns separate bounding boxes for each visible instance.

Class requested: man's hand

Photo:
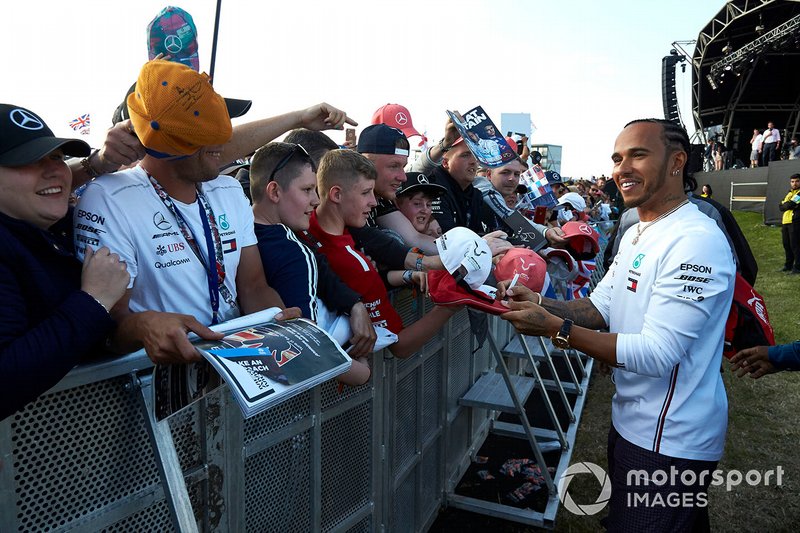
[97,120,146,173]
[483,230,514,255]
[545,227,568,247]
[275,307,302,321]
[347,302,377,358]
[496,282,537,303]
[130,311,225,365]
[730,346,776,378]
[299,103,357,131]
[500,295,561,338]
[442,117,460,147]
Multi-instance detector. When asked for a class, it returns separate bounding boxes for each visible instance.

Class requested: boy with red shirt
[307,150,457,358]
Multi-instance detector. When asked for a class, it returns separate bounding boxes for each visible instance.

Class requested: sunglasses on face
[269,144,317,183]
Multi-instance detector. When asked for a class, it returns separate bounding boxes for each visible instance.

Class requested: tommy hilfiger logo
[626,277,638,293]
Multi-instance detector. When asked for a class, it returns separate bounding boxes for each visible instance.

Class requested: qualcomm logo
[557,461,612,516]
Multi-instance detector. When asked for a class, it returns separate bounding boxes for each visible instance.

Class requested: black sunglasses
[268,143,317,183]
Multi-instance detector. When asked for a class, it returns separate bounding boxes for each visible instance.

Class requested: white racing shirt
[589,202,735,461]
[74,166,256,325]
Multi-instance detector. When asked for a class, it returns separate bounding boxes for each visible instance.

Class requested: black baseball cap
[356,124,410,156]
[0,104,90,167]
[545,170,563,184]
[397,172,446,198]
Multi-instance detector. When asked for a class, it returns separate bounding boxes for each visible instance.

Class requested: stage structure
[690,0,800,164]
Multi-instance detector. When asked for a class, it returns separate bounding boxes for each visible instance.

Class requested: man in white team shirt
[499,119,735,531]
[75,59,298,364]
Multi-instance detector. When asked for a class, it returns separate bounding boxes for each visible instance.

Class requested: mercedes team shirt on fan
[73,166,256,325]
[589,202,735,461]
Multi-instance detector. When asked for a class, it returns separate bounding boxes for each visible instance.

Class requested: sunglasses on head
[268,143,317,183]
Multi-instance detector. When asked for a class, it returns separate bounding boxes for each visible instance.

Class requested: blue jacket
[768,341,800,371]
[0,211,115,420]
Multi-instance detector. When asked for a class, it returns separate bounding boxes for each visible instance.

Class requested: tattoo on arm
[541,298,607,329]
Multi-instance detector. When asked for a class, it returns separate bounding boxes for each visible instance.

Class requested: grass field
[555,211,800,532]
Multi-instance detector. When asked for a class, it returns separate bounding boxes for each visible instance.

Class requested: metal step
[446,493,555,529]
[458,372,535,413]
[491,421,565,452]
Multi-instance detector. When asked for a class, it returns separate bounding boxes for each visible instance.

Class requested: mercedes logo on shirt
[153,211,173,230]
[10,109,44,130]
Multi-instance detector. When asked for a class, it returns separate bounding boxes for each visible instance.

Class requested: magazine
[153,308,352,420]
[516,165,557,210]
[446,106,517,168]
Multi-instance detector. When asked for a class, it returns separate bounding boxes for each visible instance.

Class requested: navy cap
[356,124,410,156]
[544,170,563,184]
[0,104,90,167]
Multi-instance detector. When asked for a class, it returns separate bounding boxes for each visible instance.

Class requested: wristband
[411,247,425,271]
[436,138,452,153]
[402,270,414,286]
[80,149,102,179]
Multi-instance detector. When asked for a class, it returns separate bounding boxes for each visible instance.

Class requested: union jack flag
[568,259,596,300]
[69,114,91,135]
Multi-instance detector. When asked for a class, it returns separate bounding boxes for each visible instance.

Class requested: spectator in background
[730,341,800,377]
[788,137,800,160]
[779,173,800,273]
[307,149,458,359]
[394,172,446,238]
[249,142,375,383]
[700,184,713,198]
[749,129,763,168]
[0,103,129,420]
[714,142,724,171]
[761,122,780,164]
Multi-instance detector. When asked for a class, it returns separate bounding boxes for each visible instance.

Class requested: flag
[568,259,596,300]
[69,114,91,135]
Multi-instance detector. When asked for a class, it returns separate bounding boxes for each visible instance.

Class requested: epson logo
[77,210,106,225]
[680,263,712,274]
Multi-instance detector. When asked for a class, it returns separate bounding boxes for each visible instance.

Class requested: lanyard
[146,171,238,324]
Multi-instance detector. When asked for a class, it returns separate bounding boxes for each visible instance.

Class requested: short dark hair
[317,149,376,196]
[284,129,339,167]
[249,142,314,203]
[624,118,696,192]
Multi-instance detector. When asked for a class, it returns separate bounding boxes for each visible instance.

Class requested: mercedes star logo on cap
[164,34,183,54]
[395,112,408,125]
[10,109,44,131]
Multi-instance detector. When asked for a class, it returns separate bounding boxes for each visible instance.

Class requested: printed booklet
[153,308,352,420]
[446,106,517,168]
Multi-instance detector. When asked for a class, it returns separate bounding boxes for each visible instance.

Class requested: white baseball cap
[557,192,587,212]
[435,227,493,291]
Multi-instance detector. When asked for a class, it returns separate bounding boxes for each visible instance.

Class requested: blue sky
[2,0,726,177]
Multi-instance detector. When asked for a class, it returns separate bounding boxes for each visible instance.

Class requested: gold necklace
[632,199,689,245]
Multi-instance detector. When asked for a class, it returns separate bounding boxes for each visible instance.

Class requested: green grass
[555,211,800,531]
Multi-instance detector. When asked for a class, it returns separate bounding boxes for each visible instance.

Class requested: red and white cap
[541,247,578,282]
[494,248,548,293]
[561,221,600,260]
[428,270,506,315]
[371,103,422,139]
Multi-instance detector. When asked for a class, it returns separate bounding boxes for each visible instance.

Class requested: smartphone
[345,128,356,146]
[533,206,548,224]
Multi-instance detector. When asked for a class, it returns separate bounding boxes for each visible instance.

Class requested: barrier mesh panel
[10,378,163,532]
[320,403,372,531]
[422,353,442,441]
[166,404,202,472]
[447,324,472,410]
[244,391,311,444]
[245,430,312,533]
[446,411,469,477]
[99,499,175,532]
[321,377,371,410]
[393,371,418,474]
[421,445,441,522]
[345,515,372,533]
[392,467,417,533]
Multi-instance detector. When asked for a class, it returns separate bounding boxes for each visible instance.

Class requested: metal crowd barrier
[0,290,497,533]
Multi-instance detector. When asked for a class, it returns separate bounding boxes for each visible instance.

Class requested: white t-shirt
[751,134,763,151]
[589,202,735,461]
[74,165,256,325]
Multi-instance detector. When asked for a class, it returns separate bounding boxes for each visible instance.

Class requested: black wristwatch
[552,319,574,349]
